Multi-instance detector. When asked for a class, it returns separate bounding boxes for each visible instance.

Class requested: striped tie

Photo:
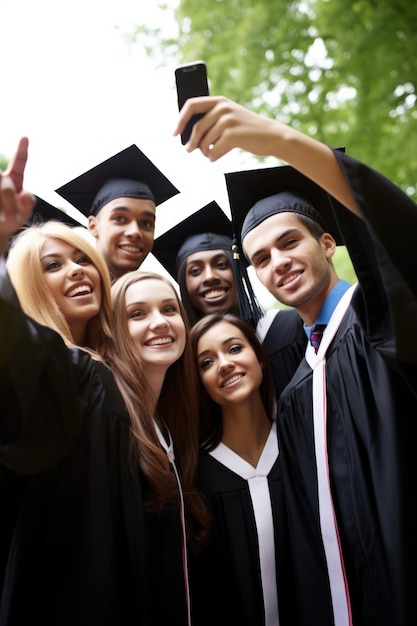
[310,324,326,353]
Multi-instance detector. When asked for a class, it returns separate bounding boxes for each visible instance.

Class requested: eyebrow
[186,252,229,265]
[249,227,300,263]
[40,247,82,262]
[40,253,60,261]
[125,297,177,307]
[109,205,156,219]
[198,335,242,358]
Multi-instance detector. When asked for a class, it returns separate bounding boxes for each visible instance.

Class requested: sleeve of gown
[331,150,417,364]
[0,258,101,474]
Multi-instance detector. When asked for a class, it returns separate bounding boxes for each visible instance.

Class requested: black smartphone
[175,61,209,144]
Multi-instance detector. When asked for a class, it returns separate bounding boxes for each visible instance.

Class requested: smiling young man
[175,95,417,626]
[152,200,263,327]
[56,144,179,281]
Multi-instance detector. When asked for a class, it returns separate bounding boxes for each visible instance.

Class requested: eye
[139,219,155,231]
[254,254,270,269]
[112,214,127,224]
[129,309,146,319]
[229,344,242,354]
[188,266,202,277]
[199,357,214,370]
[216,259,230,270]
[75,255,92,265]
[43,260,61,272]
[162,304,177,315]
[283,236,298,248]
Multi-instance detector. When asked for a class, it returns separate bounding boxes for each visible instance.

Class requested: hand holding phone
[175,61,209,144]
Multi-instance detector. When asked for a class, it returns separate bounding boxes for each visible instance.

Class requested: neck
[297,272,340,327]
[220,393,272,466]
[144,366,169,408]
[70,323,88,347]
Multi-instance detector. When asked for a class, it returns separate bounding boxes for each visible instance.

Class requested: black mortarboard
[55,144,180,217]
[28,196,83,228]
[225,154,345,248]
[152,201,233,280]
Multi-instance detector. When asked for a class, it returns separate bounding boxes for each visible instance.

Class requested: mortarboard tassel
[231,235,264,328]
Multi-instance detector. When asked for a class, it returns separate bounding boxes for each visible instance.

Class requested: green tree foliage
[134,0,416,198]
[129,0,417,284]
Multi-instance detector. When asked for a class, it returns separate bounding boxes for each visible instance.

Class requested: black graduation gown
[0,260,188,626]
[277,152,417,626]
[261,308,307,398]
[192,424,297,626]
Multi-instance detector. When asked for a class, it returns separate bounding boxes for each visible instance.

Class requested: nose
[125,221,142,237]
[270,247,290,273]
[149,310,169,330]
[202,264,219,283]
[218,353,233,374]
[68,262,85,278]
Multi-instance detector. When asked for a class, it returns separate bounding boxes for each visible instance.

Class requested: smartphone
[175,61,209,144]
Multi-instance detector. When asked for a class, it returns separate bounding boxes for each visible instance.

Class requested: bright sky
[0,0,275,306]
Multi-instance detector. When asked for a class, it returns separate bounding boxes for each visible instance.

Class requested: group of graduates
[1,94,415,626]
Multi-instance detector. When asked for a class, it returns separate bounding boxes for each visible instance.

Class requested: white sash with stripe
[154,421,191,626]
[305,284,356,626]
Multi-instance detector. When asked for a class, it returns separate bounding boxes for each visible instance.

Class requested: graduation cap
[152,201,234,280]
[55,144,180,218]
[225,151,346,249]
[28,196,83,228]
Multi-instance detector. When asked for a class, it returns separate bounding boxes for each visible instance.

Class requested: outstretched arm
[0,137,36,254]
[174,96,358,215]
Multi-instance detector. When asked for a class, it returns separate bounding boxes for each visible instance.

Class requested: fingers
[173,96,219,138]
[0,137,32,231]
[0,173,35,231]
[5,136,29,193]
[174,96,266,162]
[174,96,233,152]
[0,174,16,222]
[174,96,240,162]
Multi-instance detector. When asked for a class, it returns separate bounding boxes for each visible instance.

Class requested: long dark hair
[190,313,276,452]
[104,270,211,551]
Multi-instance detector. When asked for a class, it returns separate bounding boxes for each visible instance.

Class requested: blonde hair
[6,221,113,354]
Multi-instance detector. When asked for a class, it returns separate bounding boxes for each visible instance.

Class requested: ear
[87,215,99,238]
[321,232,337,260]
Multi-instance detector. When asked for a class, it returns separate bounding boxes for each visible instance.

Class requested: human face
[88,197,156,279]
[125,278,186,372]
[185,249,238,316]
[40,237,102,343]
[196,321,263,408]
[243,212,337,326]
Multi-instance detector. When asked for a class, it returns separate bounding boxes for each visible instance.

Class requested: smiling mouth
[221,374,243,387]
[203,288,227,300]
[280,271,302,287]
[119,245,143,254]
[146,337,173,346]
[67,285,92,297]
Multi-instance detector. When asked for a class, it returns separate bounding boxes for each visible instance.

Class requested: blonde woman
[0,138,209,626]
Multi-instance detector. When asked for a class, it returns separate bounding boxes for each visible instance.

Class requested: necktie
[310,324,326,353]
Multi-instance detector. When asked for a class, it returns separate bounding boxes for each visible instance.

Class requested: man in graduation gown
[153,200,307,395]
[55,144,179,281]
[174,95,416,626]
